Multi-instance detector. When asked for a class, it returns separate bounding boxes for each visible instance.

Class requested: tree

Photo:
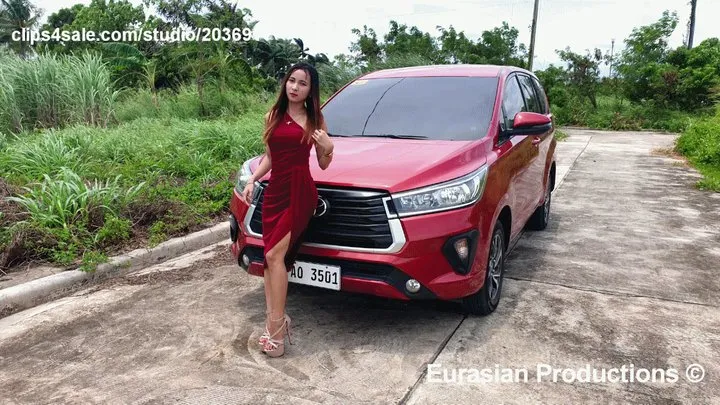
[349,25,381,67]
[534,64,569,107]
[0,0,42,58]
[294,38,329,66]
[617,10,679,103]
[247,36,300,80]
[382,21,439,63]
[557,47,605,109]
[436,25,474,64]
[665,38,720,109]
[37,4,84,53]
[475,22,528,67]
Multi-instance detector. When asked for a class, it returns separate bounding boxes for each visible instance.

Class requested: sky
[31,0,719,74]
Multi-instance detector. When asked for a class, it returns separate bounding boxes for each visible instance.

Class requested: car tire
[462,221,506,316]
[527,181,551,231]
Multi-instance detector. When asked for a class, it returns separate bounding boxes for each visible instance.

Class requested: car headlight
[235,158,254,193]
[390,166,488,217]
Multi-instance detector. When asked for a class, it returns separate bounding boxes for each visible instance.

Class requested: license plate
[288,261,341,290]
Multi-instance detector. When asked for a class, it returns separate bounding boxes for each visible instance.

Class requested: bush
[676,115,720,166]
[551,95,696,132]
[675,111,720,191]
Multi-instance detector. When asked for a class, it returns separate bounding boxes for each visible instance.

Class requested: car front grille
[249,184,394,250]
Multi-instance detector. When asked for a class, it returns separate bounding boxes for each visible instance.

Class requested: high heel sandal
[259,310,271,346]
[262,314,292,357]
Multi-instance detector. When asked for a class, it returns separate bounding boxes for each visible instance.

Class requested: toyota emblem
[313,197,330,218]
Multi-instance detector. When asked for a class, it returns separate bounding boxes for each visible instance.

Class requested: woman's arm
[315,122,334,170]
[250,146,272,182]
[250,112,273,182]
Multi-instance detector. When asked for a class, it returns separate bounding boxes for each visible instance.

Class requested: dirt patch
[0,178,25,224]
[651,146,690,164]
[1,179,31,271]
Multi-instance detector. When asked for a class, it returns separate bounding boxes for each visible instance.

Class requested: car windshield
[321,76,499,141]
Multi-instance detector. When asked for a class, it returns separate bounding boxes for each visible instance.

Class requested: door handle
[531,137,542,146]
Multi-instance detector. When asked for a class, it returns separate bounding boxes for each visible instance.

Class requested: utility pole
[609,38,615,78]
[528,0,540,71]
[688,0,697,49]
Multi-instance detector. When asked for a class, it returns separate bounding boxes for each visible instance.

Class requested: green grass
[552,95,701,133]
[0,114,267,270]
[554,129,569,141]
[675,111,720,191]
[114,85,274,123]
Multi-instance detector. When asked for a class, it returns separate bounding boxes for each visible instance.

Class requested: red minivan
[229,64,556,315]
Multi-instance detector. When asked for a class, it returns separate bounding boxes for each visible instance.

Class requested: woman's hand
[240,182,255,205]
[312,129,333,154]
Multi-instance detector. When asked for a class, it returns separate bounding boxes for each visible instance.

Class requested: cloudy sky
[33,0,718,73]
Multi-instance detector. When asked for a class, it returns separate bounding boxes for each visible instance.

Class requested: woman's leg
[263,232,292,344]
[263,265,272,335]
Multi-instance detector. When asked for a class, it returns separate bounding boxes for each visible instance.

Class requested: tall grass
[0,52,116,134]
[113,84,273,123]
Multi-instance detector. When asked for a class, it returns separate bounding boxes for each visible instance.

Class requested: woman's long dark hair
[262,62,324,145]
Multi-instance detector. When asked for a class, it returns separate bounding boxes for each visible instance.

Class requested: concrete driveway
[1,129,718,404]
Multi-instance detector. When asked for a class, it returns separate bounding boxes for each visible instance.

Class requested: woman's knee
[265,248,285,267]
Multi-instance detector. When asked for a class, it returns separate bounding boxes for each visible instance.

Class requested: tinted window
[532,77,549,114]
[502,76,525,127]
[518,75,542,113]
[322,76,499,141]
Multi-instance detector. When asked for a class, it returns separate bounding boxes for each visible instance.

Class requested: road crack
[506,276,719,309]
[398,315,466,404]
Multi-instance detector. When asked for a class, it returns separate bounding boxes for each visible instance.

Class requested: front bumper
[228,189,491,301]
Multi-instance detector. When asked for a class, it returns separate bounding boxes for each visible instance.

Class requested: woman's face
[286,69,311,104]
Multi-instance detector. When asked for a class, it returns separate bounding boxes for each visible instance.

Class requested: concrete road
[1,130,718,404]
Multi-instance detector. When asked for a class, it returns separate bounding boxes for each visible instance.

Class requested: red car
[229,64,556,315]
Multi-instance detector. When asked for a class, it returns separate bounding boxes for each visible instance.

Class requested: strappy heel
[259,310,271,346]
[262,314,292,357]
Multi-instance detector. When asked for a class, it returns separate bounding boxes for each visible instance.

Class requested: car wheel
[527,181,551,231]
[462,221,505,316]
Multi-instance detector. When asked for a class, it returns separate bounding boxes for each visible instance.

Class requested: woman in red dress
[240,62,334,357]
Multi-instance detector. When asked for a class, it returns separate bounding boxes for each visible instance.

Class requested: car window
[502,75,525,128]
[531,77,549,114]
[321,76,499,141]
[518,74,542,114]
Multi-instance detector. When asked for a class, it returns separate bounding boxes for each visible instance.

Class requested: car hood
[251,137,488,193]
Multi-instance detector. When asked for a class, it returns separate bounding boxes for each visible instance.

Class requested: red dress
[262,112,318,271]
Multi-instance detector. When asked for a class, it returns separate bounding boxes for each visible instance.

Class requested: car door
[498,74,537,238]
[517,74,553,209]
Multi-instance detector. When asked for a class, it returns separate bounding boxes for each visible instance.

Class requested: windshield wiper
[363,134,428,139]
[328,133,352,137]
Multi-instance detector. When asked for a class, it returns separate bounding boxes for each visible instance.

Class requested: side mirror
[510,112,552,135]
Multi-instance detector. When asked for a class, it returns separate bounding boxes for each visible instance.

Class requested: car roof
[360,64,529,79]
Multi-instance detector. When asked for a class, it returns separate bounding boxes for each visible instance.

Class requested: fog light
[454,238,469,262]
[406,279,421,293]
[442,230,479,275]
[242,254,250,267]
